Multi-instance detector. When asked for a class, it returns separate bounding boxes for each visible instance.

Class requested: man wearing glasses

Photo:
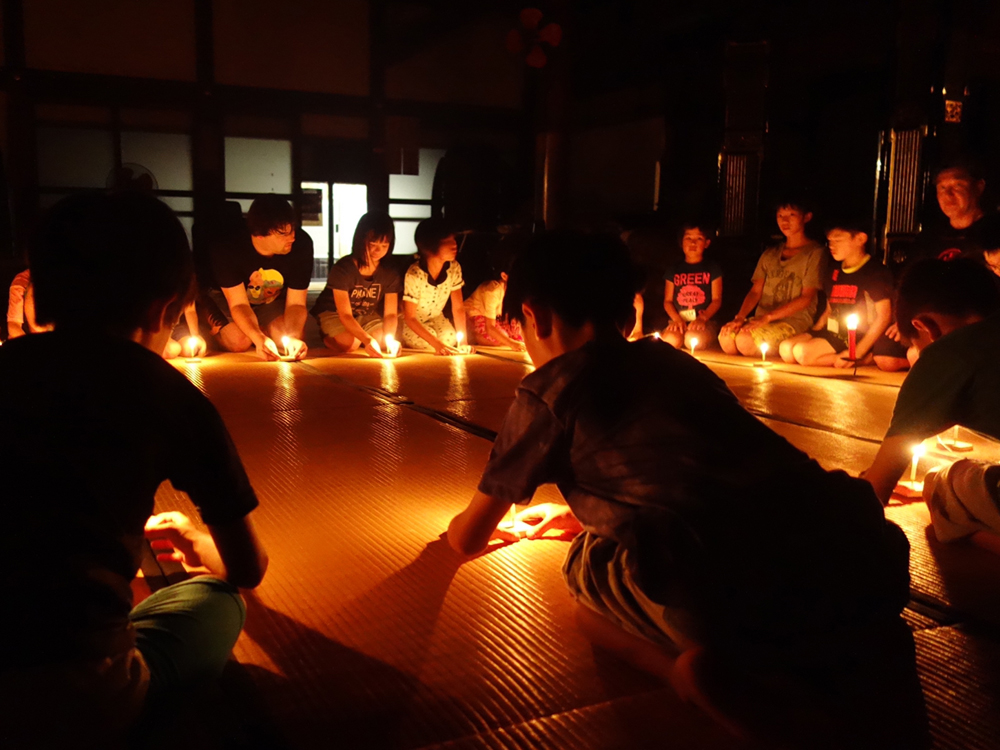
[208,195,312,360]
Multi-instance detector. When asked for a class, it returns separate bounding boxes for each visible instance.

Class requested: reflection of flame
[380,359,399,392]
[448,354,470,400]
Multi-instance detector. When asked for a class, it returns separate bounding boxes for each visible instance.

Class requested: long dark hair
[351,211,395,268]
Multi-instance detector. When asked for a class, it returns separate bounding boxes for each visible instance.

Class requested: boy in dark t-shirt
[662,222,723,352]
[208,195,312,360]
[310,212,403,357]
[865,260,1000,551]
[779,219,893,367]
[0,193,268,747]
[447,231,912,741]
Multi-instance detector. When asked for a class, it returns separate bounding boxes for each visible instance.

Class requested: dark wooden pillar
[192,0,224,250]
[3,0,35,259]
[368,0,390,213]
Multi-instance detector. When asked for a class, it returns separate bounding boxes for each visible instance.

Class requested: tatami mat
[154,349,1000,749]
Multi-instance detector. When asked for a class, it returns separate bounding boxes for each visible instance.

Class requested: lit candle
[281,335,292,357]
[652,332,661,340]
[760,342,769,363]
[456,330,465,353]
[689,337,698,357]
[846,313,859,361]
[184,336,199,360]
[910,443,926,483]
[384,333,400,358]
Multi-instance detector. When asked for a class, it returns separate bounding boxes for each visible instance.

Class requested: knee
[718,333,736,353]
[663,332,683,349]
[734,333,757,356]
[875,356,909,373]
[778,340,795,362]
[791,342,808,364]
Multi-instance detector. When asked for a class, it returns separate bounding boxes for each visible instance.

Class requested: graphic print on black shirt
[824,258,893,337]
[310,255,403,319]
[209,218,313,303]
[664,260,722,320]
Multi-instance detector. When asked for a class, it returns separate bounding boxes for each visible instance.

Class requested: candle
[281,335,292,357]
[184,336,199,360]
[846,313,859,360]
[652,332,661,340]
[384,333,400,358]
[456,330,465,353]
[910,443,926,483]
[760,342,769,362]
[689,337,698,356]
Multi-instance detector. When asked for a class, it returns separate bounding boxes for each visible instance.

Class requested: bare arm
[223,285,267,349]
[451,289,468,344]
[333,289,376,345]
[864,434,917,505]
[447,490,522,556]
[283,288,309,340]
[758,287,819,323]
[734,279,765,321]
[700,277,724,321]
[183,301,200,338]
[484,318,522,349]
[662,280,683,323]
[382,293,399,339]
[856,298,893,360]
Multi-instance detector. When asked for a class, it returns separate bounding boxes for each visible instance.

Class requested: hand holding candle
[895,442,927,498]
[455,330,471,355]
[384,333,401,358]
[846,313,859,361]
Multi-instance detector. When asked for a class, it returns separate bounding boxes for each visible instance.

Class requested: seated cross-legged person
[662,221,723,352]
[719,198,825,358]
[0,192,268,748]
[311,211,401,358]
[401,218,469,355]
[864,259,1000,555]
[447,230,916,744]
[779,218,893,367]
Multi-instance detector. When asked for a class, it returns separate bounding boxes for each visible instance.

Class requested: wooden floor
[147,346,1000,750]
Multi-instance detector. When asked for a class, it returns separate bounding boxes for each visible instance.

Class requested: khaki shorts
[923,459,1000,542]
[720,319,797,349]
[316,311,383,340]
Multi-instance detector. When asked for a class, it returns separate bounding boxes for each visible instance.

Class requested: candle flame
[185,336,198,357]
[456,331,464,345]
[846,314,859,331]
[691,337,699,348]
[912,443,926,458]
[281,335,291,356]
[760,342,769,355]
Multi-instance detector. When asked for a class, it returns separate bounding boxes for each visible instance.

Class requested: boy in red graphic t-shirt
[779,218,893,367]
[662,222,723,352]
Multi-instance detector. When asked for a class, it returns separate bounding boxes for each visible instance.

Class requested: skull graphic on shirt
[247,268,284,305]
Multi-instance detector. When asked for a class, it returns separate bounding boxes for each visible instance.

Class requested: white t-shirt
[465,279,505,319]
[403,260,464,322]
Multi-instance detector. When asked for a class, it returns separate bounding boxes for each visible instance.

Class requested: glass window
[388,148,445,201]
[393,220,420,256]
[37,127,115,188]
[120,132,192,191]
[388,204,432,220]
[225,137,292,194]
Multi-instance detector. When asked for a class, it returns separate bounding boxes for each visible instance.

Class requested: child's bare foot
[668,647,748,739]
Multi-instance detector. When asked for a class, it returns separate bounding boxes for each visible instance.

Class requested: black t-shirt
[663,260,723,317]
[209,219,313,305]
[0,332,258,669]
[310,256,403,319]
[910,211,1000,265]
[823,257,893,340]
[886,312,1000,440]
[480,337,908,648]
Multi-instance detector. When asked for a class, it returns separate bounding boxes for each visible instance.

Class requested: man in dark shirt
[208,195,312,360]
[865,259,1000,545]
[0,193,268,747]
[912,162,1000,264]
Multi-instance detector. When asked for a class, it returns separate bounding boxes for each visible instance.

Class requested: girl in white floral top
[402,219,469,354]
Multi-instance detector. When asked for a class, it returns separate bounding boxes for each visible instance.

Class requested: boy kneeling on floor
[0,192,268,749]
[447,231,921,745]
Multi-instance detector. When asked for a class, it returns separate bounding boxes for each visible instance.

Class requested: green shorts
[316,310,383,340]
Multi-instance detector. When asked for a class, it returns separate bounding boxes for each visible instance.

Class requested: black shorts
[811,329,848,354]
[872,333,909,359]
[172,292,230,339]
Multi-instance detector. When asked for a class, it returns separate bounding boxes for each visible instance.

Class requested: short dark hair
[413,218,454,258]
[773,192,813,215]
[934,157,985,184]
[504,230,638,330]
[351,211,395,265]
[246,195,295,237]
[678,221,716,243]
[824,217,869,237]
[896,258,1000,338]
[30,192,194,336]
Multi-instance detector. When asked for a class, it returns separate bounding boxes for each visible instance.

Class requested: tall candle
[846,313,859,360]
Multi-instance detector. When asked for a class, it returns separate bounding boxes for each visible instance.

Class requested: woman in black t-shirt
[310,212,403,357]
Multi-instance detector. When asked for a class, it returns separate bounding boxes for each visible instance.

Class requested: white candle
[689,337,698,356]
[760,342,769,362]
[910,443,926,483]
[456,330,465,353]
[281,335,292,357]
[185,336,199,359]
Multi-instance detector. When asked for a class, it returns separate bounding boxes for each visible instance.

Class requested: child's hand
[720,319,743,335]
[833,351,855,369]
[433,342,457,356]
[515,503,583,540]
[363,338,384,358]
[688,318,707,333]
[666,320,686,334]
[885,323,902,342]
[508,341,526,352]
[186,335,208,358]
[145,511,218,572]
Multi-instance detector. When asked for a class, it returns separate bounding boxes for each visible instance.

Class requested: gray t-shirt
[751,241,826,332]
